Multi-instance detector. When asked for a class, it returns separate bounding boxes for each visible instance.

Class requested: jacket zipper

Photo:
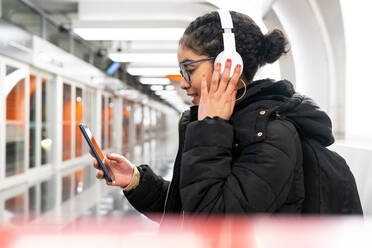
[160,111,185,225]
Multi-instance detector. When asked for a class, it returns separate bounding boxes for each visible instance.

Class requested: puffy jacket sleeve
[180,117,300,213]
[124,164,169,222]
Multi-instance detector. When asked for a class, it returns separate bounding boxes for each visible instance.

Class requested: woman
[92,11,334,222]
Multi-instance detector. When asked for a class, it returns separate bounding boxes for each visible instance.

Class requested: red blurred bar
[0,215,369,248]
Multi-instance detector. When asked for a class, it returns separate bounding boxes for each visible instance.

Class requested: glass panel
[83,165,93,189]
[45,19,70,52]
[143,106,150,140]
[1,0,42,36]
[4,193,25,224]
[75,87,83,157]
[41,78,53,165]
[62,175,72,202]
[108,97,113,148]
[41,177,55,213]
[29,75,37,169]
[122,103,131,147]
[75,169,84,195]
[134,105,143,142]
[6,65,18,75]
[28,185,37,221]
[83,90,94,154]
[62,84,72,161]
[6,74,25,177]
[151,109,157,129]
[101,96,106,149]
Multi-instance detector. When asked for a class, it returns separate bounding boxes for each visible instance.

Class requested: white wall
[340,1,372,140]
[273,0,331,113]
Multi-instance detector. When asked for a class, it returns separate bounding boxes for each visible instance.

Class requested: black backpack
[278,110,363,215]
[235,91,363,215]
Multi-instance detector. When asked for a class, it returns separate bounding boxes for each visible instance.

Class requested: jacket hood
[236,79,335,146]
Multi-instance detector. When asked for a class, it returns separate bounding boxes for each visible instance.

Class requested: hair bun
[260,29,288,64]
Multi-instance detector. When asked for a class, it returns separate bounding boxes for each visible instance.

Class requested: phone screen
[84,127,104,161]
[79,123,112,182]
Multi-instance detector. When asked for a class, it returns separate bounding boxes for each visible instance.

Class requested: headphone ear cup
[214,50,244,78]
[214,51,225,70]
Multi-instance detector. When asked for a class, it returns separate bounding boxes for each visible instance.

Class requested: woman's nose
[180,78,191,90]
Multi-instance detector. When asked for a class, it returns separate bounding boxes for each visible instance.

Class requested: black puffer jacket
[124,79,334,222]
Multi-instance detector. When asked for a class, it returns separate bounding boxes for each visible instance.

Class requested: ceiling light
[155,90,177,96]
[74,28,184,41]
[139,78,171,85]
[150,85,164,91]
[109,53,178,63]
[127,67,180,76]
[166,85,175,90]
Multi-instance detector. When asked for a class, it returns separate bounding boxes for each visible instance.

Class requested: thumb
[108,180,117,186]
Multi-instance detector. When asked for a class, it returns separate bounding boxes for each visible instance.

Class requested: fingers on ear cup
[214,51,244,78]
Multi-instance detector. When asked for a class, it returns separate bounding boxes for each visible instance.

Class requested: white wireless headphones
[214,9,244,78]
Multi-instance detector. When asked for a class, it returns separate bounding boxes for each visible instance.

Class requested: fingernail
[237,64,241,69]
[217,63,221,69]
[226,59,232,64]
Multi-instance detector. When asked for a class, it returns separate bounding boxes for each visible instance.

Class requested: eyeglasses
[179,57,215,83]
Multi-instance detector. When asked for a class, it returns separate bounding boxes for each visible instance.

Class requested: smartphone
[79,123,113,182]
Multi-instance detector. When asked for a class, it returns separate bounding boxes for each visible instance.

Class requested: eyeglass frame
[179,57,215,83]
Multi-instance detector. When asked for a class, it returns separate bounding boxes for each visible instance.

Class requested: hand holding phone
[92,152,135,187]
[79,123,113,182]
[79,123,136,187]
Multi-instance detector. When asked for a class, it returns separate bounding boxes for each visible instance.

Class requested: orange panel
[6,79,25,121]
[75,89,83,157]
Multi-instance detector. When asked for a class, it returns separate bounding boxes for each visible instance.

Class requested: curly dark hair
[179,11,289,82]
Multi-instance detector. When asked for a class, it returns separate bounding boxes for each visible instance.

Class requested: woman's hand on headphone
[198,59,241,121]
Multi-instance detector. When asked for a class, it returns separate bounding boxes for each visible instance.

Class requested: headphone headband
[218,9,233,29]
[215,9,243,78]
[218,9,237,52]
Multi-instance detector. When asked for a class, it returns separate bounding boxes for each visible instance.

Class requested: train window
[62,174,72,202]
[29,75,37,169]
[151,109,157,130]
[122,102,131,148]
[5,65,26,177]
[62,83,72,161]
[6,65,18,75]
[4,193,25,224]
[134,104,143,142]
[143,106,150,140]
[74,169,84,195]
[101,95,106,149]
[41,78,54,165]
[108,97,113,148]
[83,90,95,154]
[83,165,94,189]
[41,177,55,213]
[28,185,37,221]
[75,87,83,157]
